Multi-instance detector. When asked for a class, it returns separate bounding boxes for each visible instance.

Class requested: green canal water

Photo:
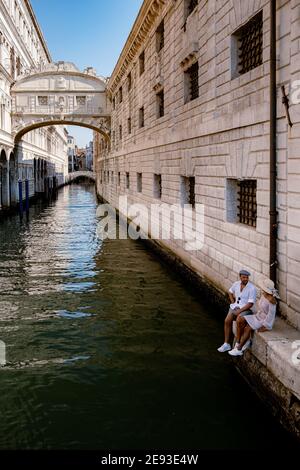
[0,185,297,450]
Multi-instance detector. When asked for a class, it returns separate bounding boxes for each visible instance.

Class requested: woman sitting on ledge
[229,278,280,357]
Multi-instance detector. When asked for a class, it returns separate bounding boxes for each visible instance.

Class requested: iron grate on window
[157,90,164,118]
[188,0,198,16]
[156,21,164,52]
[187,62,199,102]
[238,180,257,227]
[238,11,263,75]
[189,177,195,208]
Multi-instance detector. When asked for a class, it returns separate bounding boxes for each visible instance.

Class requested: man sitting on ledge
[217,269,257,353]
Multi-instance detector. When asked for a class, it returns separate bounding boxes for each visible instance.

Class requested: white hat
[259,278,280,299]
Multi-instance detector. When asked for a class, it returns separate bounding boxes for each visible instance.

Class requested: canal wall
[96,190,300,443]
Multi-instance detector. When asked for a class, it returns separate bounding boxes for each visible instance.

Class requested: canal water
[0,185,296,450]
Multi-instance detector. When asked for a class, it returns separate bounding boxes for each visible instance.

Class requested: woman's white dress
[245,296,277,330]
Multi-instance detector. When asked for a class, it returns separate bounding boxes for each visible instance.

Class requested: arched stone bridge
[11,62,111,142]
[65,171,96,184]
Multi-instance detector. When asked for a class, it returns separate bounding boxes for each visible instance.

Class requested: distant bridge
[65,171,96,184]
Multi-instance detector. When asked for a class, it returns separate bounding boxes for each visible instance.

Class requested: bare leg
[238,325,253,350]
[224,312,234,344]
[236,316,247,344]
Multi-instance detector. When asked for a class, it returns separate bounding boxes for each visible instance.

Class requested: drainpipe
[270,0,277,284]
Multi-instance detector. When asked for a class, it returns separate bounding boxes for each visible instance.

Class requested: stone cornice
[107,0,167,96]
[0,1,51,69]
[24,0,51,62]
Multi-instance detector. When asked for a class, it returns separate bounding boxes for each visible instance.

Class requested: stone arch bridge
[11,62,111,142]
[65,171,96,184]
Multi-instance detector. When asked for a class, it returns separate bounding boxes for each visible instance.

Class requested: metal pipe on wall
[270,0,278,284]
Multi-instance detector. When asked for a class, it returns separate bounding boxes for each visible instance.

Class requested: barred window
[181,176,195,208]
[185,61,199,103]
[238,180,257,227]
[156,90,164,118]
[139,51,145,76]
[137,173,142,193]
[127,72,132,92]
[16,56,22,75]
[76,96,86,106]
[139,106,144,128]
[126,172,130,189]
[235,11,263,76]
[185,0,198,19]
[154,174,162,199]
[38,96,48,106]
[128,117,132,134]
[156,20,164,52]
[118,172,121,186]
[10,47,15,78]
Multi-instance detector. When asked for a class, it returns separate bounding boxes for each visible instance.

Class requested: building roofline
[24,0,52,63]
[107,0,166,95]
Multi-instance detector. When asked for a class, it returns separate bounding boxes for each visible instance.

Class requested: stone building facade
[0,0,68,210]
[94,0,300,335]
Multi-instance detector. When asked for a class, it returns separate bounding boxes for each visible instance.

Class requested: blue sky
[31,0,143,146]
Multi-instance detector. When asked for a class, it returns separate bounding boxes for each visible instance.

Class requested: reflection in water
[0,185,296,450]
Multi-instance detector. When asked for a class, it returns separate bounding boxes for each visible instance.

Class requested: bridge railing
[65,171,96,183]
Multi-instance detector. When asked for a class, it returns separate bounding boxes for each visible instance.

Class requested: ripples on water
[0,185,297,450]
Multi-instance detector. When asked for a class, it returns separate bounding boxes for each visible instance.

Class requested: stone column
[2,158,10,207]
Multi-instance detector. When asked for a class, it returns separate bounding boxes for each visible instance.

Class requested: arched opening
[9,152,17,205]
[14,120,110,146]
[0,150,9,208]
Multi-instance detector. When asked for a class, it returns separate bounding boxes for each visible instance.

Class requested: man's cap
[239,269,251,276]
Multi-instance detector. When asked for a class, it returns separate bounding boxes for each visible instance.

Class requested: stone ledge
[250,318,300,400]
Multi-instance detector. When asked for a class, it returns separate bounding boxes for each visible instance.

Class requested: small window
[137,173,142,193]
[126,172,130,189]
[139,51,145,76]
[181,176,195,208]
[111,171,114,184]
[154,174,162,199]
[226,179,257,227]
[119,125,122,140]
[118,172,121,186]
[119,86,123,103]
[38,96,48,106]
[238,180,257,227]
[185,61,199,103]
[127,72,132,91]
[156,90,164,118]
[156,20,164,52]
[76,96,86,106]
[185,0,198,19]
[128,117,132,134]
[232,11,263,77]
[139,107,145,128]
[112,96,115,110]
[107,171,110,183]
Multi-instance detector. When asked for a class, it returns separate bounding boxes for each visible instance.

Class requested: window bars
[187,62,199,102]
[238,11,263,75]
[237,180,257,227]
[188,0,198,17]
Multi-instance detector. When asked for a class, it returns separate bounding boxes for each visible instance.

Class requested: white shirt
[229,281,257,310]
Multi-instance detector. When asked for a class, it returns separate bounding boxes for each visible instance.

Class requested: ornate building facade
[0,0,68,209]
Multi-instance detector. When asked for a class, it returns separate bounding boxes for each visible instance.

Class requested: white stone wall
[95,0,300,330]
[0,0,68,204]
